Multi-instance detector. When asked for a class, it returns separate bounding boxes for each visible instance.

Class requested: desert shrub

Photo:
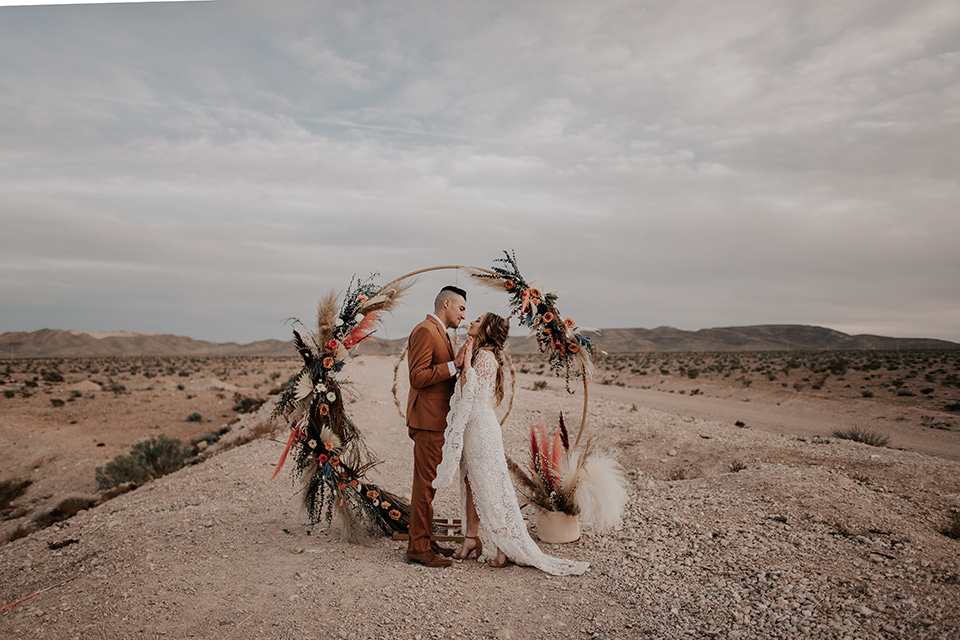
[861,390,874,398]
[3,389,14,399]
[186,412,203,422]
[95,435,192,489]
[95,454,152,488]
[3,524,33,544]
[104,383,127,395]
[729,459,746,473]
[0,478,32,512]
[50,398,65,407]
[944,401,960,412]
[940,511,960,540]
[532,380,548,390]
[233,393,266,414]
[831,426,890,448]
[31,493,99,528]
[41,369,64,383]
[921,388,934,395]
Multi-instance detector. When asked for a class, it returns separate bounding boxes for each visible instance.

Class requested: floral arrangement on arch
[467,250,596,391]
[272,275,415,538]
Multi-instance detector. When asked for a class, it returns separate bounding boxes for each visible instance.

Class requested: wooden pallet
[391,517,463,542]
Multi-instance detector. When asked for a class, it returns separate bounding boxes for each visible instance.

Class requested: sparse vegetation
[31,493,99,528]
[95,435,192,489]
[729,459,746,473]
[0,478,32,513]
[186,411,203,422]
[940,510,960,540]
[831,426,891,448]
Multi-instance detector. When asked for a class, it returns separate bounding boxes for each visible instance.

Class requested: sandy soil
[1,354,959,639]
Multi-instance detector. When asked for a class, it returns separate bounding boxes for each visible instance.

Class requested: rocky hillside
[1,325,956,359]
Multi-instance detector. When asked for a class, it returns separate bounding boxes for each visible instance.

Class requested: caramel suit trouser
[407,427,445,554]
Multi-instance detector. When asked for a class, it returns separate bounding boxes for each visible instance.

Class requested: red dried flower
[317,454,328,464]
[328,339,338,350]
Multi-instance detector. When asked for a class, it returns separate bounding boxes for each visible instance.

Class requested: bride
[433,313,588,576]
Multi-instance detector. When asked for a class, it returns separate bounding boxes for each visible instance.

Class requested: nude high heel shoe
[455,536,482,560]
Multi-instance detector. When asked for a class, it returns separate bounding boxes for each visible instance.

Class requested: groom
[405,285,467,567]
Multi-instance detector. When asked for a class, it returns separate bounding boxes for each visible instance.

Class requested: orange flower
[339,470,348,478]
[542,311,555,324]
[322,357,334,369]
[319,404,329,415]
[381,501,391,510]
[389,509,401,521]
[325,441,335,451]
[542,326,551,335]
[357,294,368,303]
[329,456,340,467]
[327,339,338,350]
[565,317,576,329]
[504,279,515,290]
[349,479,358,487]
[366,489,379,500]
[567,343,580,354]
[343,336,355,348]
[338,483,346,491]
[528,287,541,299]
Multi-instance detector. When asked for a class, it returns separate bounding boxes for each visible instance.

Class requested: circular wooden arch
[377,265,590,447]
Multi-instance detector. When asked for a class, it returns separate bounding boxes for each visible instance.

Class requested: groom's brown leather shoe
[431,542,455,558]
[406,550,452,567]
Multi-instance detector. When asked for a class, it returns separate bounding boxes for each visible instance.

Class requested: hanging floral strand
[272,274,413,538]
[466,250,597,391]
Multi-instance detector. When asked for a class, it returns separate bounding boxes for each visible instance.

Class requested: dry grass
[831,426,891,448]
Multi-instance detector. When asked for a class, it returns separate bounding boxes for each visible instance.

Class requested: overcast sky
[1,0,958,344]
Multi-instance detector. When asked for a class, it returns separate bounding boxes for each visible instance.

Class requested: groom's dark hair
[439,285,466,301]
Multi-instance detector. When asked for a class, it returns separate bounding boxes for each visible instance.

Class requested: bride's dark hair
[472,313,509,405]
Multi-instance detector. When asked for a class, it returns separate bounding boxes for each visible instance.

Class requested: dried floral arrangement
[272,274,415,538]
[508,413,627,529]
[466,250,597,391]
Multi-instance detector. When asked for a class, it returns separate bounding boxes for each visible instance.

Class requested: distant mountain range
[1,325,957,359]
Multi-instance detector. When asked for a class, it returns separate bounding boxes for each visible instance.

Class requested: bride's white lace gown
[434,349,588,576]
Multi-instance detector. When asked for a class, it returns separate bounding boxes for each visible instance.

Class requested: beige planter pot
[535,509,580,544]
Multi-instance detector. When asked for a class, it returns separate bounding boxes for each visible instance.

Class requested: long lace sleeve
[433,368,477,489]
[434,351,498,489]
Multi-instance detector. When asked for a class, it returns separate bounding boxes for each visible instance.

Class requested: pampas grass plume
[573,451,627,531]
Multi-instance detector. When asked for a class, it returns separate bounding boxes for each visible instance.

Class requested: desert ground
[1,351,959,639]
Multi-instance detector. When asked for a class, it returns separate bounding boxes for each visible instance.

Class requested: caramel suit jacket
[406,315,456,431]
